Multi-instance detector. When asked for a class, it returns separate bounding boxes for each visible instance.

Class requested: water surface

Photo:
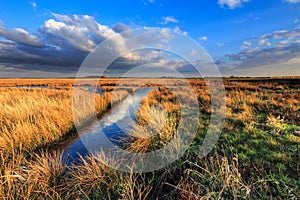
[62,88,152,164]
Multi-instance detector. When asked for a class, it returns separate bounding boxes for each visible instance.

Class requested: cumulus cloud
[112,23,131,33]
[39,13,123,52]
[173,26,187,36]
[0,13,194,77]
[285,0,300,3]
[161,16,179,24]
[0,14,127,76]
[218,0,250,9]
[0,26,44,47]
[199,36,208,41]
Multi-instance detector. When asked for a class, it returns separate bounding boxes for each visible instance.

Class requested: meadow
[0,77,299,199]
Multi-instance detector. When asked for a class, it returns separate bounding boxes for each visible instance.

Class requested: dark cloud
[0,14,195,77]
[0,13,123,76]
[0,26,44,47]
[217,26,300,75]
[1,12,298,77]
[112,23,131,33]
[217,41,300,76]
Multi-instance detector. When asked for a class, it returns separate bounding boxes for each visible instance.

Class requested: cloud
[0,14,194,77]
[0,26,44,47]
[224,61,300,77]
[217,42,224,47]
[161,16,179,24]
[39,13,123,52]
[29,2,37,10]
[199,36,208,41]
[240,40,252,49]
[143,0,155,4]
[0,14,128,75]
[240,26,300,49]
[173,26,187,36]
[278,40,289,46]
[112,23,131,33]
[258,28,300,41]
[218,0,250,9]
[215,25,300,76]
[220,40,300,73]
[285,0,300,3]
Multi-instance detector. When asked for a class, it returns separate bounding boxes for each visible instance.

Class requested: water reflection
[62,88,152,165]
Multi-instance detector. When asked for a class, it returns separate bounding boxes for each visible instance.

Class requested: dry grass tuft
[168,155,251,200]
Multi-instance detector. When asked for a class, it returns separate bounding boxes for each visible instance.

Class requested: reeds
[0,78,299,199]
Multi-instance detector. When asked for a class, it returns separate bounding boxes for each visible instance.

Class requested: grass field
[0,78,299,199]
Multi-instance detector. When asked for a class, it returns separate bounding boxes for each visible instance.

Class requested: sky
[0,0,299,77]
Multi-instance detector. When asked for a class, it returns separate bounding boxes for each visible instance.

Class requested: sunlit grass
[0,78,299,199]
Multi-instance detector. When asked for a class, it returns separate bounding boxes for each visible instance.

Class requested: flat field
[0,77,299,199]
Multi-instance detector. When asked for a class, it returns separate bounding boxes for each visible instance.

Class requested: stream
[61,88,153,165]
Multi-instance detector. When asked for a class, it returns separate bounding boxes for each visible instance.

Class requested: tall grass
[0,88,74,154]
[126,88,180,153]
[0,78,299,199]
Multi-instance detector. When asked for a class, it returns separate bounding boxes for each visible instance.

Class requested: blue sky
[0,0,299,77]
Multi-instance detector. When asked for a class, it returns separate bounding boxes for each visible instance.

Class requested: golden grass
[0,152,65,199]
[0,86,130,155]
[0,88,74,154]
[126,87,180,153]
[0,78,299,199]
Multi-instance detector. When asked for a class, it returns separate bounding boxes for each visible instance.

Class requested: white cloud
[217,42,224,47]
[142,0,155,5]
[243,41,252,46]
[252,26,300,47]
[294,19,299,24]
[29,1,37,10]
[0,13,201,77]
[218,0,250,9]
[285,0,300,3]
[278,40,289,46]
[258,38,267,45]
[40,13,125,52]
[199,36,208,41]
[161,16,179,24]
[240,40,252,49]
[173,26,187,36]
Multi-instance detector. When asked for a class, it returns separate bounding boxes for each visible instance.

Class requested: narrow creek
[61,88,153,165]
